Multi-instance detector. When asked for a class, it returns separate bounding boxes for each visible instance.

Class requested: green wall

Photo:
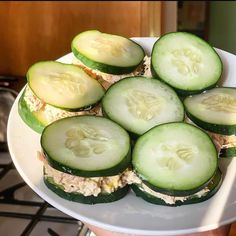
[209,1,236,54]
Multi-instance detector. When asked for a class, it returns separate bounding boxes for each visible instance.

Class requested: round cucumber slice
[102,76,184,136]
[184,87,236,135]
[27,61,105,110]
[132,122,218,196]
[151,32,222,95]
[44,176,129,204]
[71,30,145,74]
[41,116,131,177]
[131,169,222,206]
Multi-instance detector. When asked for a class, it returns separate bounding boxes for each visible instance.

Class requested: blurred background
[1,1,236,91]
[0,1,236,236]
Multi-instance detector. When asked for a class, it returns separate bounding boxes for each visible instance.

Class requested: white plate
[7,38,236,235]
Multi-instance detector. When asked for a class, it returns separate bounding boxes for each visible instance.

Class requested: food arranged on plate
[184,87,236,157]
[131,122,222,206]
[18,62,104,133]
[72,30,149,89]
[40,116,132,204]
[18,30,234,205]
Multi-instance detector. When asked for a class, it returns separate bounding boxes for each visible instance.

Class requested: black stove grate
[0,76,90,236]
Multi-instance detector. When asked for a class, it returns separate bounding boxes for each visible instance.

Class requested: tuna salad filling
[24,86,102,124]
[137,182,210,205]
[185,117,236,152]
[44,163,134,197]
[39,151,210,203]
[38,151,134,197]
[72,55,151,89]
[207,131,236,149]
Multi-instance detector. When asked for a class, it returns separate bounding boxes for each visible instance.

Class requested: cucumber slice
[27,61,105,110]
[18,91,45,133]
[132,122,218,196]
[131,169,222,206]
[41,116,131,177]
[184,88,236,135]
[220,147,236,158]
[71,30,145,75]
[151,32,222,95]
[102,76,184,136]
[44,176,129,204]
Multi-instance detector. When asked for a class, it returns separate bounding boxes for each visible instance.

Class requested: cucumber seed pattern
[126,89,162,120]
[90,38,128,57]
[171,48,201,75]
[47,72,86,95]
[158,144,195,170]
[64,126,108,157]
[201,94,236,113]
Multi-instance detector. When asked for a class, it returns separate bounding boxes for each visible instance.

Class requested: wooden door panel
[0,1,161,76]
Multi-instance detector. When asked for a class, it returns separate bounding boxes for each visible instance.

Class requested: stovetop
[0,77,92,236]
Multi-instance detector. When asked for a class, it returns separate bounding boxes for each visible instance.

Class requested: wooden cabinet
[0,1,163,76]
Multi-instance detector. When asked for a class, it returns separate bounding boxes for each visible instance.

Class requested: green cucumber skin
[142,170,216,197]
[220,147,236,158]
[131,169,222,207]
[71,40,145,75]
[185,111,236,135]
[44,177,130,204]
[43,146,132,177]
[102,108,140,140]
[151,66,218,96]
[18,91,45,134]
[56,103,98,113]
[151,32,223,96]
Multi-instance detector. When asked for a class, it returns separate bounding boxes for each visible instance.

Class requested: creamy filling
[138,182,209,205]
[24,86,44,112]
[207,131,236,149]
[38,151,140,197]
[72,55,151,89]
[185,116,236,152]
[39,152,210,202]
[24,86,102,124]
[44,163,133,197]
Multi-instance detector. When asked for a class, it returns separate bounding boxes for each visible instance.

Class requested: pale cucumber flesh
[102,77,184,135]
[151,32,222,93]
[184,87,236,126]
[72,30,144,68]
[41,116,130,173]
[27,61,105,110]
[132,123,218,192]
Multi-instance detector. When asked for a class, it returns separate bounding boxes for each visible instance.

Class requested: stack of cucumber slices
[132,122,221,206]
[42,116,131,204]
[18,61,105,133]
[19,30,233,205]
[184,87,236,158]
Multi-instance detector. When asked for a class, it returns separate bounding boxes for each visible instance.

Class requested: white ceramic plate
[7,38,236,235]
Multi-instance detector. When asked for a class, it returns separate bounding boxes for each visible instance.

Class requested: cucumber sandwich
[18,61,105,133]
[71,30,147,89]
[39,115,132,204]
[151,32,222,95]
[184,87,236,158]
[131,122,222,206]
